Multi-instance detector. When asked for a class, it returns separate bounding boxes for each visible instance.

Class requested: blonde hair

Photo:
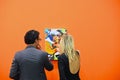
[60,34,80,74]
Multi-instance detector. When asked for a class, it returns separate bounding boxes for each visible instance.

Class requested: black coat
[58,53,80,80]
[9,46,53,80]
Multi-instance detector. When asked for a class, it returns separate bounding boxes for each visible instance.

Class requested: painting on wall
[45,28,67,60]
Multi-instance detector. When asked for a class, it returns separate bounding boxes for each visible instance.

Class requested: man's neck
[27,44,36,47]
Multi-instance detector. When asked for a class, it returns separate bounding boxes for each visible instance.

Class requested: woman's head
[59,34,75,56]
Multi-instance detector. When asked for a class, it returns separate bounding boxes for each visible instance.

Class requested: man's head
[24,30,40,44]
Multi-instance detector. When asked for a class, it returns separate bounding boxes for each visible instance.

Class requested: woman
[58,34,80,80]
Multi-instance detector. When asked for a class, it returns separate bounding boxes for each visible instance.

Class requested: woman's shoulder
[59,53,65,57]
[58,53,67,60]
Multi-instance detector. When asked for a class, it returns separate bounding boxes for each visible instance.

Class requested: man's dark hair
[24,30,39,44]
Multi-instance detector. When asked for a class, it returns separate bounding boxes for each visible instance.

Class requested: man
[9,30,53,80]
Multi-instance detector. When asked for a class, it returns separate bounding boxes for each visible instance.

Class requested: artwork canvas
[45,28,67,60]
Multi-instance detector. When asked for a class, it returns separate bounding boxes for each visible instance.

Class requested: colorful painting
[45,28,67,60]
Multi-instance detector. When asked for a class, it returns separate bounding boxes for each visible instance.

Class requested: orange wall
[0,0,120,80]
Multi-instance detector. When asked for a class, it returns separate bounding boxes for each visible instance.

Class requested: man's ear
[35,39,38,43]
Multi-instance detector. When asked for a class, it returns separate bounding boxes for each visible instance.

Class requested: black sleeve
[58,56,67,80]
[9,56,20,79]
[44,52,53,71]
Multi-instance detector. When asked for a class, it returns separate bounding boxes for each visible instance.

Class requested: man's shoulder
[14,50,25,57]
[36,49,48,54]
[39,50,48,57]
[15,49,48,58]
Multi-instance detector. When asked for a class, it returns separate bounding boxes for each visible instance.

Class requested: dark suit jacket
[58,53,80,80]
[10,46,53,80]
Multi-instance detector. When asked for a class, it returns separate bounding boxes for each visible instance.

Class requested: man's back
[10,46,53,80]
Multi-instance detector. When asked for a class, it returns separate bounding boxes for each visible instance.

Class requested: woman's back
[58,53,80,80]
